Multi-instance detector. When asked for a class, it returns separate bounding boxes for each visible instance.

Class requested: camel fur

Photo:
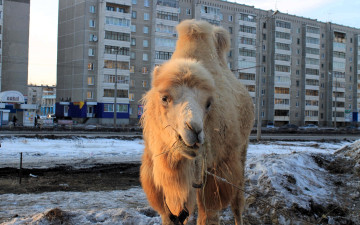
[140,20,254,225]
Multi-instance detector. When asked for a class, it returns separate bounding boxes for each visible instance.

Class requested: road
[0,130,358,141]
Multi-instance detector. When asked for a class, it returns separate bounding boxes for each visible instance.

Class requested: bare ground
[0,163,140,195]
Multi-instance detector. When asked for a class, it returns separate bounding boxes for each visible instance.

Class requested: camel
[140,20,254,225]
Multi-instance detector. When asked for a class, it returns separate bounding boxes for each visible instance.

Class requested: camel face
[159,85,212,158]
[151,59,215,159]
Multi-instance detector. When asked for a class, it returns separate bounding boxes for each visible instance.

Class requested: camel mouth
[178,135,199,159]
[178,135,200,149]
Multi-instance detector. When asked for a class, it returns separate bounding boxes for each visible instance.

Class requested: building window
[88,48,95,56]
[132,11,137,19]
[142,67,148,74]
[142,80,147,88]
[88,77,94,85]
[130,52,135,59]
[131,25,136,32]
[104,60,129,70]
[186,8,191,15]
[117,104,128,113]
[105,31,130,42]
[89,20,95,27]
[104,75,129,84]
[88,63,94,71]
[144,0,149,7]
[131,38,136,46]
[90,5,96,13]
[104,46,130,56]
[155,51,173,60]
[228,27,233,34]
[143,53,148,61]
[104,104,114,112]
[228,15,233,22]
[87,91,93,99]
[130,66,135,73]
[143,40,149,47]
[132,0,137,4]
[143,26,149,34]
[144,13,150,20]
[105,17,130,27]
[130,80,135,87]
[103,89,128,98]
[89,34,97,42]
[129,93,135,101]
[156,11,179,21]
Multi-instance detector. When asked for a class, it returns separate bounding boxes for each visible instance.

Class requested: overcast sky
[27,0,360,86]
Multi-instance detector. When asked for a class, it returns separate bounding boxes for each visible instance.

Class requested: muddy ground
[0,163,140,195]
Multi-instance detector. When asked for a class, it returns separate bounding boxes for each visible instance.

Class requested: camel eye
[205,99,212,111]
[161,95,170,106]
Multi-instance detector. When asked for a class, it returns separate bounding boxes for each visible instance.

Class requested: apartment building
[0,0,30,95]
[56,0,360,126]
[0,0,31,125]
[28,85,56,117]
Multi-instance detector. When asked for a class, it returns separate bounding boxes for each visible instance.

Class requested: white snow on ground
[1,188,161,225]
[0,138,145,168]
[0,138,352,224]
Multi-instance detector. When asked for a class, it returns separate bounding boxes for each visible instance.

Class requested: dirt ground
[0,163,140,195]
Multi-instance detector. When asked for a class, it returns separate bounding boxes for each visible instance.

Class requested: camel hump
[176,20,230,66]
[176,19,213,39]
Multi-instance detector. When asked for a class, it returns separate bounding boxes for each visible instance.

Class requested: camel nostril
[190,143,200,149]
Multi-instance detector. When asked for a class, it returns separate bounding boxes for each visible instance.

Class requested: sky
[27,0,360,86]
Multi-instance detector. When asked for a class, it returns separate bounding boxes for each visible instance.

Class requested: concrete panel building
[56,0,360,126]
[0,0,30,95]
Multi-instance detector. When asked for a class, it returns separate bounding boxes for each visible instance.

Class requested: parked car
[300,124,318,130]
[345,126,358,131]
[266,122,275,129]
[278,124,298,131]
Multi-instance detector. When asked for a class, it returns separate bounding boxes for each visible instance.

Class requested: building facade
[56,0,360,126]
[0,0,31,126]
[28,85,56,117]
[0,0,30,95]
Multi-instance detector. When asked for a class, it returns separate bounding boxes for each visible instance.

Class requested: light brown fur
[140,20,254,225]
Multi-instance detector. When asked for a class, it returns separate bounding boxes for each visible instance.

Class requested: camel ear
[176,19,213,39]
[213,26,231,56]
[152,65,161,80]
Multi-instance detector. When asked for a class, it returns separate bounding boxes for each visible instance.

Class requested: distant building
[56,0,360,126]
[0,0,30,95]
[28,85,56,117]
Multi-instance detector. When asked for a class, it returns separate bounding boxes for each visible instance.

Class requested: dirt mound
[335,139,360,174]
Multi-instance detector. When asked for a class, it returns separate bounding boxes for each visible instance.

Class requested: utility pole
[256,10,279,142]
[334,72,337,129]
[113,48,118,128]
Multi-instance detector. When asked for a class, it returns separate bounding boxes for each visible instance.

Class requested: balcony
[274,104,290,110]
[305,85,319,90]
[106,2,131,13]
[157,0,179,8]
[305,116,318,122]
[274,116,290,121]
[107,0,132,6]
[238,79,255,86]
[305,105,319,111]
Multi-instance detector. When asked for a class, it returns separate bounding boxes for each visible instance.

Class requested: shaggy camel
[140,20,254,225]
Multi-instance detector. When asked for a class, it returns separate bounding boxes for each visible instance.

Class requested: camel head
[142,59,215,159]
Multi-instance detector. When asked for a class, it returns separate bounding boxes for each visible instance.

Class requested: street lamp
[330,71,337,128]
[256,10,279,142]
[112,47,118,128]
